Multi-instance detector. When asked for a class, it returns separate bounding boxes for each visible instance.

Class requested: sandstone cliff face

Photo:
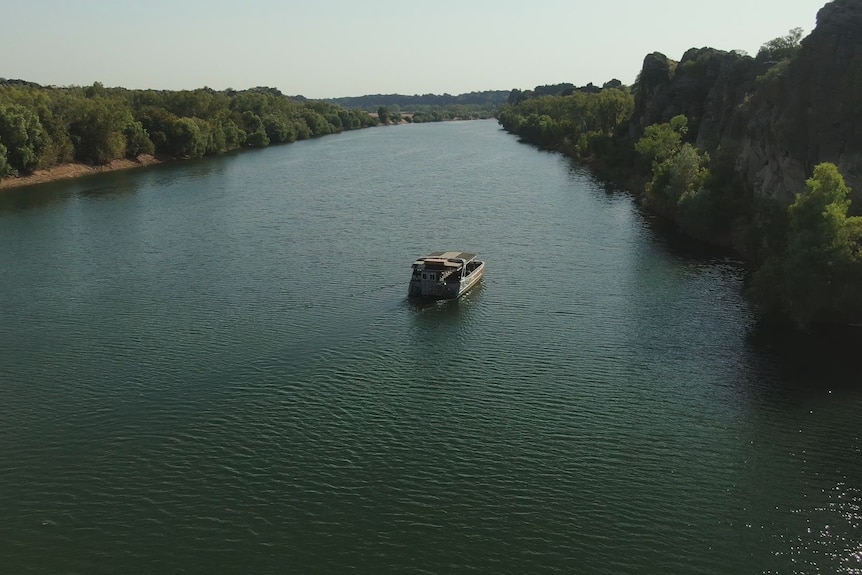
[740,0,862,206]
[631,0,862,207]
[632,49,763,149]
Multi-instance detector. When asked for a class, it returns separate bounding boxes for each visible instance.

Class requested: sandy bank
[0,154,163,191]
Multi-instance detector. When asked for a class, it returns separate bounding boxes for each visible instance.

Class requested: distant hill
[324,90,510,111]
[0,78,51,89]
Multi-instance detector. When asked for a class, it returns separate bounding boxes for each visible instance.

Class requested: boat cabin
[408,251,483,299]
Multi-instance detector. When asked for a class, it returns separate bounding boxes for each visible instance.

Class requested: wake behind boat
[408,251,485,299]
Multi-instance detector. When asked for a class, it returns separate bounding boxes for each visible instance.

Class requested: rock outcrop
[630,0,862,208]
[739,0,862,206]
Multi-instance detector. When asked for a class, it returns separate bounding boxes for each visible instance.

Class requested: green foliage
[676,169,721,238]
[596,88,634,134]
[324,112,342,131]
[0,85,74,167]
[219,116,245,150]
[294,120,311,140]
[0,141,10,178]
[635,115,712,221]
[634,115,687,164]
[263,113,297,144]
[519,113,559,147]
[755,59,791,85]
[405,104,494,123]
[173,117,212,158]
[497,87,634,156]
[0,80,373,174]
[0,102,45,173]
[377,106,390,124]
[301,109,332,136]
[67,97,139,164]
[757,27,804,61]
[241,111,270,148]
[327,90,508,117]
[749,163,862,325]
[783,164,862,323]
[138,106,181,154]
[124,120,155,156]
[646,142,711,216]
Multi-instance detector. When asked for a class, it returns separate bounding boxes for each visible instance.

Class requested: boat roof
[413,251,477,266]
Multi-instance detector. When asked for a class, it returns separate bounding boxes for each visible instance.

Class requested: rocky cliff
[631,0,862,208]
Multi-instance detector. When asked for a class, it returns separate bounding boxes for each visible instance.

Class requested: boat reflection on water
[405,281,485,314]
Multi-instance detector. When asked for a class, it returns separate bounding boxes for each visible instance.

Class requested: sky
[1,0,830,99]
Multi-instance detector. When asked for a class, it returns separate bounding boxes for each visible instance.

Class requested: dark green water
[1,120,860,574]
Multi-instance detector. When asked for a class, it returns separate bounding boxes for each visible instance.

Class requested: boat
[408,251,485,299]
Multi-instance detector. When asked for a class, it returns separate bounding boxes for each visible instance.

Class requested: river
[1,120,859,574]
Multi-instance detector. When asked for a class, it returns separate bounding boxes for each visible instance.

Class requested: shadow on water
[562,156,859,400]
[745,319,862,392]
[641,214,742,263]
[0,169,145,214]
[0,180,82,213]
[0,155,231,215]
[564,157,743,264]
[404,282,485,320]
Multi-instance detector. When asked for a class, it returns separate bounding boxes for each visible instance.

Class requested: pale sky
[1,0,828,99]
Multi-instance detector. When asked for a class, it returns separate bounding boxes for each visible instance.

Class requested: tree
[124,120,155,156]
[636,116,711,218]
[137,106,180,154]
[0,102,45,173]
[750,163,862,325]
[377,106,390,124]
[241,111,269,148]
[595,88,634,134]
[218,115,245,150]
[783,163,862,323]
[67,99,132,164]
[0,84,74,167]
[263,113,297,144]
[301,109,331,136]
[0,82,371,174]
[757,27,804,61]
[168,117,209,158]
[647,143,711,214]
[0,141,11,178]
[523,113,560,146]
[634,114,687,164]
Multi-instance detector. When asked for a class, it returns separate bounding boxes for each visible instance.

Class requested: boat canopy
[413,251,477,267]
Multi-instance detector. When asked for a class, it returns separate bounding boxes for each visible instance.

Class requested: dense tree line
[0,81,374,179]
[326,91,507,123]
[326,90,508,111]
[498,53,862,327]
[507,80,622,105]
[374,103,496,124]
[749,163,862,326]
[496,85,635,161]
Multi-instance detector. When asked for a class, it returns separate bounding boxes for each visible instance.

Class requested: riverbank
[0,154,163,191]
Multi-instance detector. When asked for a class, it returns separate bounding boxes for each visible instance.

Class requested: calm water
[1,120,860,574]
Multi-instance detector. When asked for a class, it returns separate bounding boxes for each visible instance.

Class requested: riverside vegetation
[498,0,862,328]
[0,82,507,186]
[0,82,377,179]
[324,91,508,123]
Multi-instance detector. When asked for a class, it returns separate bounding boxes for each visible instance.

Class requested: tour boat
[408,251,485,299]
